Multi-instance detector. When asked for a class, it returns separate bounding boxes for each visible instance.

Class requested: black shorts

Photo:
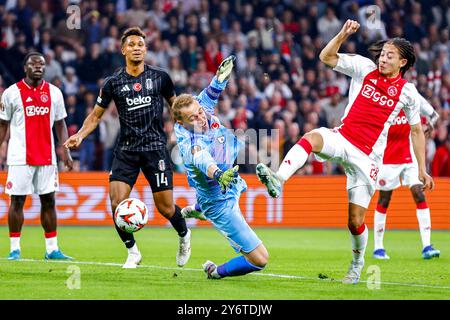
[109,148,173,193]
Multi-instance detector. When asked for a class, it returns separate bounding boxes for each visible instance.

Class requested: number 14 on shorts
[155,172,168,187]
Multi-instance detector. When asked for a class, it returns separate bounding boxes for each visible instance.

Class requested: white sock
[45,237,58,254]
[10,237,21,252]
[374,210,387,250]
[350,225,368,263]
[128,243,140,255]
[277,141,311,181]
[416,203,431,248]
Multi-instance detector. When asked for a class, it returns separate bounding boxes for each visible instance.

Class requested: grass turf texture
[0,226,448,300]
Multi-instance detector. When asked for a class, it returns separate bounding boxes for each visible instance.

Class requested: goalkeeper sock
[217,256,264,277]
[169,205,188,238]
[277,138,312,182]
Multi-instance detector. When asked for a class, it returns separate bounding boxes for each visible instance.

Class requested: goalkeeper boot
[8,249,20,260]
[181,205,206,221]
[45,249,73,260]
[342,259,364,284]
[177,229,191,267]
[202,260,222,279]
[422,245,440,259]
[373,248,390,260]
[256,163,282,198]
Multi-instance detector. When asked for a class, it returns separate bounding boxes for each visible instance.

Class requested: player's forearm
[77,114,101,139]
[77,106,105,139]
[0,119,9,144]
[192,148,218,178]
[54,120,69,146]
[319,32,348,67]
[411,124,427,173]
[207,163,220,179]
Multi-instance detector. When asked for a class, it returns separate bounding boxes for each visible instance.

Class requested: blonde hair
[172,94,195,121]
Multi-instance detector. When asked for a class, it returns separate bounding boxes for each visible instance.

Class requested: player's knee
[10,196,26,209]
[156,203,175,218]
[302,131,323,153]
[378,191,392,208]
[378,197,390,208]
[347,218,364,231]
[410,185,426,204]
[41,196,56,209]
[250,247,269,268]
[110,198,123,213]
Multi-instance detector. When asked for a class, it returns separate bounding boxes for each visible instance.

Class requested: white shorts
[313,127,379,208]
[376,162,422,191]
[5,165,59,195]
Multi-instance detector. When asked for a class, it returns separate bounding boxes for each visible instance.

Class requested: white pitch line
[1,258,449,290]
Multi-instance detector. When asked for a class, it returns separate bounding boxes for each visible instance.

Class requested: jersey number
[154,173,168,187]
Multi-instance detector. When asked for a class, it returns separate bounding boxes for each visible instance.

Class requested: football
[114,198,149,233]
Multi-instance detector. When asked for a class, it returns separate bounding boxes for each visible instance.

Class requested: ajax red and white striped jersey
[333,54,421,162]
[0,79,67,165]
[383,96,435,164]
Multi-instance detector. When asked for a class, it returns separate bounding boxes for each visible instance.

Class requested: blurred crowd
[0,0,449,176]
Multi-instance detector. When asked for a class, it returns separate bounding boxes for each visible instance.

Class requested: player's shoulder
[2,83,20,99]
[145,64,170,77]
[400,82,419,95]
[48,82,63,94]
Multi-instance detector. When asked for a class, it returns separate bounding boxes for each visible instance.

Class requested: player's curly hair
[172,94,195,121]
[120,27,146,47]
[368,38,416,77]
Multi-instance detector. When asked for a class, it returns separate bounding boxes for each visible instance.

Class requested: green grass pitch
[0,226,448,300]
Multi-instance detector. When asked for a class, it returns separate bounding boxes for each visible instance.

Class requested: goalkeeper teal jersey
[174,76,244,197]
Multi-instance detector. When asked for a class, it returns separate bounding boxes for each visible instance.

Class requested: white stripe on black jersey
[97,64,175,151]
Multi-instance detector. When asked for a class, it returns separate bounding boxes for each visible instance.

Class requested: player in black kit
[64,27,191,268]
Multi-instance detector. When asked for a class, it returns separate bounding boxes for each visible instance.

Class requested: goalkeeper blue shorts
[197,177,262,254]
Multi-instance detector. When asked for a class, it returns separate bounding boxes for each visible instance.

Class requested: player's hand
[63,134,83,149]
[423,123,434,139]
[216,55,236,83]
[340,19,360,37]
[419,171,435,191]
[62,150,74,171]
[214,165,239,193]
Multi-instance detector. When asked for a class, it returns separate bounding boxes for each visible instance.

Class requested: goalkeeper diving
[172,55,269,279]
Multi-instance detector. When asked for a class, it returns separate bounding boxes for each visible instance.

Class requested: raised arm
[196,55,235,115]
[319,19,360,68]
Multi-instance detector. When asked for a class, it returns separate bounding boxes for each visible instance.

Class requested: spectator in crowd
[0,0,447,175]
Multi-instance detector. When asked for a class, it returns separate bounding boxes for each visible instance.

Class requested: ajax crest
[387,86,397,97]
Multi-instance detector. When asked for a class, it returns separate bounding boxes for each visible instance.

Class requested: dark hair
[368,38,416,76]
[23,52,44,66]
[120,27,146,46]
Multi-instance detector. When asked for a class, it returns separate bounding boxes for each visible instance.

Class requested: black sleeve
[160,71,176,101]
[96,76,114,108]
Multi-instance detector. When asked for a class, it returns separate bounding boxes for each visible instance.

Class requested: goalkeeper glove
[216,55,236,83]
[213,165,239,193]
